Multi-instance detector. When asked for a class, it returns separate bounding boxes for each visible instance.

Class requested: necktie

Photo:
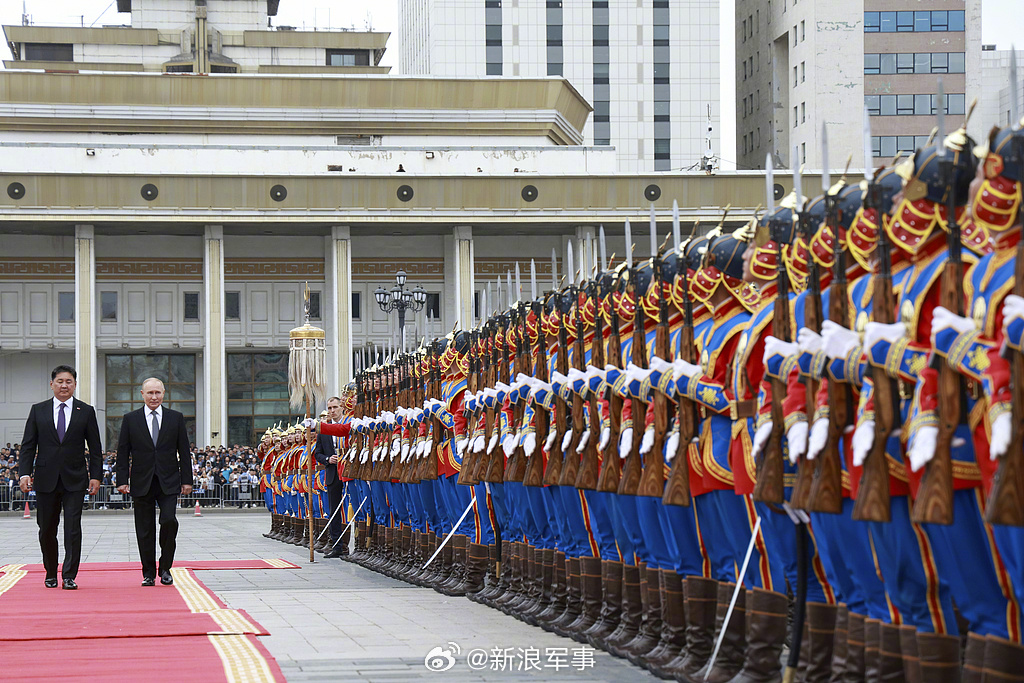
[57,403,66,442]
[151,411,160,445]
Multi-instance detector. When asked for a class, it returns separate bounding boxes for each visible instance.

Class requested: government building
[1,0,793,449]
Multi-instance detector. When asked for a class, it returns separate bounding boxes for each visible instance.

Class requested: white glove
[415,439,426,457]
[424,438,434,457]
[639,427,655,455]
[763,336,799,364]
[990,412,1012,460]
[471,434,486,453]
[673,359,702,382]
[787,420,808,464]
[1002,295,1024,345]
[852,419,874,467]
[561,429,574,452]
[543,429,558,453]
[618,427,634,459]
[456,438,468,457]
[821,320,861,360]
[576,429,591,453]
[797,328,823,354]
[487,430,500,454]
[908,425,938,472]
[665,430,680,463]
[302,418,318,429]
[501,434,515,457]
[359,447,369,463]
[864,321,907,352]
[931,306,976,341]
[598,426,611,452]
[390,438,401,458]
[523,432,537,457]
[752,421,773,459]
[807,417,829,461]
[401,442,411,461]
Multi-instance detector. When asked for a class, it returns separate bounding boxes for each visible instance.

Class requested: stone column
[203,225,226,448]
[74,224,96,407]
[330,226,353,387]
[452,226,474,330]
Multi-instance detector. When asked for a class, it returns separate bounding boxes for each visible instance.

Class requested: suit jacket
[19,398,103,493]
[115,406,193,497]
[313,431,339,486]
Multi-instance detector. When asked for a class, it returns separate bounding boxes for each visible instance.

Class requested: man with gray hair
[115,377,193,586]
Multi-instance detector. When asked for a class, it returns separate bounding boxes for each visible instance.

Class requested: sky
[2,0,1022,68]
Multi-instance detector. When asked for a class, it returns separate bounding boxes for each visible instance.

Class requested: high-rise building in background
[979,45,1024,132]
[399,0,724,174]
[736,0,983,171]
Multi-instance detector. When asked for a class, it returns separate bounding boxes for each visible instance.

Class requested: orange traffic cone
[23,501,31,519]
[194,501,202,517]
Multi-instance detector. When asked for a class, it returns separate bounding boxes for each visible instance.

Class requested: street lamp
[375,269,426,351]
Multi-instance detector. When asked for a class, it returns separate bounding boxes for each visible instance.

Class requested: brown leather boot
[877,623,904,681]
[565,556,603,641]
[510,546,541,617]
[264,513,277,539]
[863,619,881,681]
[724,588,787,683]
[916,631,962,683]
[549,558,583,635]
[644,570,686,674]
[829,604,849,682]
[474,541,508,606]
[658,576,719,681]
[519,548,555,624]
[844,612,866,682]
[958,632,986,683]
[898,625,921,683]
[536,550,568,623]
[599,563,643,653]
[802,602,837,683]
[468,543,500,602]
[694,582,746,683]
[441,542,488,597]
[982,633,1024,683]
[438,535,468,593]
[495,542,525,610]
[581,560,623,648]
[624,567,665,665]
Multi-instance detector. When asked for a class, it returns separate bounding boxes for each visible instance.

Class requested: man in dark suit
[313,396,347,558]
[115,377,193,586]
[19,365,103,589]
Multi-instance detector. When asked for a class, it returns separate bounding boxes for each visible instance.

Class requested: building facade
[398,0,724,175]
[735,0,983,171]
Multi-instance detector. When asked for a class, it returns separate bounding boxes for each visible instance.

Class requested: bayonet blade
[530,259,538,300]
[507,270,513,306]
[864,106,874,180]
[599,224,608,270]
[766,154,775,213]
[551,248,558,291]
[566,241,574,288]
[821,122,830,192]
[649,204,657,258]
[936,77,946,157]
[672,200,681,253]
[515,263,522,303]
[625,218,633,267]
[793,145,803,208]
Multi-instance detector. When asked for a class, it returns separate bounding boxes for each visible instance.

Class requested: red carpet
[13,558,300,572]
[0,563,287,682]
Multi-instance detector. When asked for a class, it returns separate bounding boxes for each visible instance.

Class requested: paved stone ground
[0,511,653,682]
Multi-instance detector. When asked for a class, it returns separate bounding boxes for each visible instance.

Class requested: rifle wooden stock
[458,338,480,486]
[663,321,694,507]
[753,265,790,504]
[618,291,648,496]
[523,304,550,488]
[596,312,624,493]
[484,320,510,483]
[576,290,605,490]
[790,270,821,510]
[542,322,568,486]
[505,316,529,483]
[987,239,1024,526]
[559,302,586,487]
[638,314,670,497]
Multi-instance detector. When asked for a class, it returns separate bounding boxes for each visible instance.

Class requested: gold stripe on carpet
[264,559,294,569]
[207,608,260,634]
[0,564,26,597]
[172,568,220,613]
[208,633,277,683]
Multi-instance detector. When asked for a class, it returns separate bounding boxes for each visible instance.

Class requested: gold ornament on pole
[289,283,327,563]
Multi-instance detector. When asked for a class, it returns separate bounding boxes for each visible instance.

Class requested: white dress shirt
[53,397,72,430]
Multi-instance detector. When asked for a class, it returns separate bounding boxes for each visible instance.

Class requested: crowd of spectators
[2,442,263,511]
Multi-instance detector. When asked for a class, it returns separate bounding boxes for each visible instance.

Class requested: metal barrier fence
[0,484,263,511]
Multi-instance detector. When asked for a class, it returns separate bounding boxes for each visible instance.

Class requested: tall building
[978,45,1024,131]
[736,0,983,171]
[398,0,724,174]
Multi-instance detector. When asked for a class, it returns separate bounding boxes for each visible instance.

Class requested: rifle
[852,172,895,522]
[638,249,671,497]
[912,142,965,526]
[559,287,585,486]
[576,279,605,490]
[523,296,551,487]
[484,312,510,483]
[791,194,821,510]
[596,271,625,492]
[387,361,404,482]
[808,189,849,513]
[664,241,695,506]
[618,264,649,496]
[543,291,570,486]
[505,304,529,482]
[458,331,482,485]
[419,343,441,481]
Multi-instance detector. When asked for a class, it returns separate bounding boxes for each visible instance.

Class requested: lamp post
[374,269,426,352]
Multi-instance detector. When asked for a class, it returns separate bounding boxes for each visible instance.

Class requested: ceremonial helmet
[889,127,989,255]
[670,235,709,310]
[848,165,905,270]
[641,252,676,319]
[691,226,758,310]
[972,123,1024,233]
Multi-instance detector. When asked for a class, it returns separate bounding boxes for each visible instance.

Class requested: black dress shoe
[141,577,155,587]
[160,571,173,586]
[61,579,78,590]
[44,577,58,588]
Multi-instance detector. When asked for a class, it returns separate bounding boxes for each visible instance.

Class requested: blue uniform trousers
[583,490,621,561]
[658,501,704,577]
[636,496,673,569]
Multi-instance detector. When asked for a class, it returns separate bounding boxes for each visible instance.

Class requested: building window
[105,354,197,446]
[101,291,118,322]
[327,49,370,67]
[802,143,806,164]
[183,292,200,322]
[486,25,502,46]
[866,93,966,117]
[793,28,797,47]
[864,52,965,75]
[225,291,241,321]
[210,65,238,74]
[871,135,931,158]
[486,63,503,75]
[794,66,798,87]
[485,0,503,76]
[801,61,805,82]
[794,106,798,127]
[866,11,964,33]
[58,292,75,322]
[227,353,290,447]
[23,43,73,61]
[164,63,194,73]
[351,292,362,320]
[308,291,321,320]
[801,102,806,123]
[593,62,609,85]
[800,20,805,41]
[425,293,441,319]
